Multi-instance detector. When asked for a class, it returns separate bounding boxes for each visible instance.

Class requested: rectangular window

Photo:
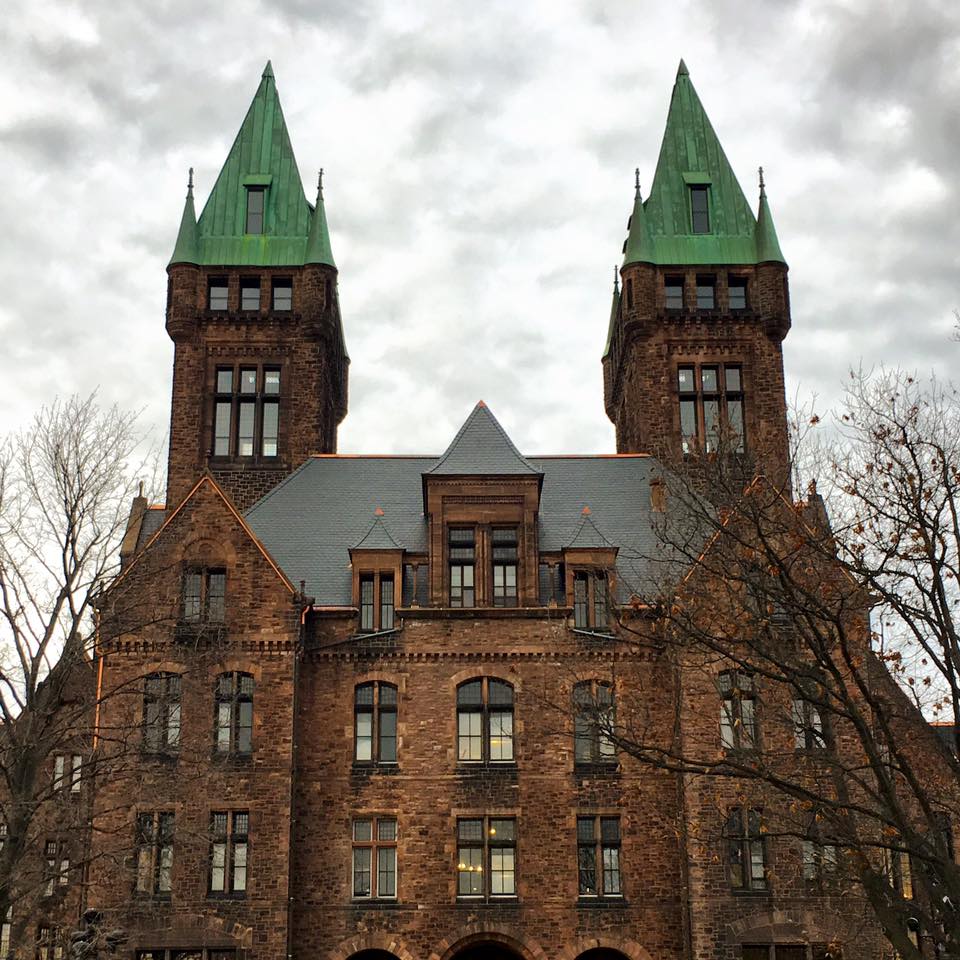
[696,275,716,310]
[574,681,616,764]
[53,755,65,792]
[211,365,282,460]
[457,817,516,899]
[360,576,375,632]
[0,908,9,960]
[802,837,837,882]
[492,528,518,607]
[238,403,255,457]
[36,925,62,960]
[726,808,766,891]
[354,682,398,765]
[449,528,475,607]
[240,278,260,311]
[677,363,745,454]
[574,573,589,629]
[572,571,611,631]
[353,817,397,899]
[577,816,622,897]
[245,188,265,234]
[665,275,684,310]
[209,811,248,895]
[71,754,82,793]
[208,279,228,311]
[136,812,174,895]
[182,569,226,623]
[690,185,710,233]
[143,673,181,753]
[792,697,826,750]
[261,402,279,457]
[272,279,292,311]
[729,276,748,310]
[380,576,395,630]
[720,670,757,750]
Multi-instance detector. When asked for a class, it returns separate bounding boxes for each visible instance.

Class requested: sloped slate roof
[245,454,663,606]
[352,514,403,551]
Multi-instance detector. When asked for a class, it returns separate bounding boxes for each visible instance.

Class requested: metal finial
[758,165,766,196]
[634,167,641,199]
[187,167,194,197]
[613,265,619,291]
[317,168,324,198]
[138,480,144,498]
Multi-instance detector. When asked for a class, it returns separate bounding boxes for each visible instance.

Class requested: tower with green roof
[603,61,791,485]
[164,62,349,511]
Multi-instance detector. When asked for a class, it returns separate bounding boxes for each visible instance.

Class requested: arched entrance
[577,951,633,960]
[452,944,526,960]
[348,953,402,960]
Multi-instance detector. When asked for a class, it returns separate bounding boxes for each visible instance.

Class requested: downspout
[286,597,309,959]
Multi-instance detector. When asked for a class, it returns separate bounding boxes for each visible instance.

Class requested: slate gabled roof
[564,510,615,550]
[426,402,541,477]
[352,513,403,551]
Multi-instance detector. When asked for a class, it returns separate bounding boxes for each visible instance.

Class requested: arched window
[354,682,398,764]
[574,680,615,764]
[457,678,514,764]
[143,673,181,753]
[214,672,254,756]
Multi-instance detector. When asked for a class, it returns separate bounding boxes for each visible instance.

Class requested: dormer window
[449,528,475,607]
[245,187,265,234]
[358,573,395,632]
[690,185,710,233]
[491,528,518,607]
[573,571,610,631]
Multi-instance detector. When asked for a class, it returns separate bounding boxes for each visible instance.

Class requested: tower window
[677,363,745,454]
[690,185,710,233]
[245,187,265,234]
[208,279,229,311]
[449,528,475,607]
[491,528,518,607]
[272,279,292,311]
[664,276,684,310]
[213,365,281,459]
[696,275,715,310]
[240,278,261,311]
[729,276,748,311]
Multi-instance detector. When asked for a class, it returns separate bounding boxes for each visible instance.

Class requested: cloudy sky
[1,0,958,463]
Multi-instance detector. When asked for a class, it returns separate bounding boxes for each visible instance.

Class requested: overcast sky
[1,0,958,463]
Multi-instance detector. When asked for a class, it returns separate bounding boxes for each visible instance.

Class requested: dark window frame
[181,567,226,624]
[209,810,248,896]
[696,274,716,310]
[792,696,826,751]
[690,184,710,233]
[577,815,622,898]
[448,527,476,607]
[214,672,254,757]
[239,277,261,311]
[271,278,293,312]
[212,364,281,460]
[728,275,749,311]
[664,275,685,310]
[725,807,767,892]
[354,681,398,765]
[352,816,398,900]
[719,669,758,751]
[245,187,265,234]
[357,571,396,633]
[574,680,616,765]
[572,570,611,630]
[677,363,745,454]
[135,811,175,897]
[456,816,517,900]
[207,278,229,311]
[143,673,181,755]
[491,527,519,608]
[457,678,515,765]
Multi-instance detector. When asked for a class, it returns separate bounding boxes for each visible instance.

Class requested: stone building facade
[20,59,928,960]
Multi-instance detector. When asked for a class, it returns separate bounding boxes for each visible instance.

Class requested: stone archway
[329,934,419,960]
[556,937,652,960]
[431,928,546,960]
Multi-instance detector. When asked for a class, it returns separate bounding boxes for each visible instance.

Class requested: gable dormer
[422,402,543,608]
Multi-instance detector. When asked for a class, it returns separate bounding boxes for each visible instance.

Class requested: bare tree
[589,369,960,960]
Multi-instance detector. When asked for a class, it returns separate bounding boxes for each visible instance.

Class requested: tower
[165,61,348,511]
[603,61,790,485]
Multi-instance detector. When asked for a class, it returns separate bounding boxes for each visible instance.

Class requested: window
[272,279,292,311]
[43,840,69,896]
[212,365,281,459]
[625,277,634,310]
[726,808,767,891]
[209,811,248,895]
[883,846,914,899]
[690,185,710,233]
[354,682,398,764]
[678,363,745,454]
[0,908,10,960]
[135,812,174,895]
[720,670,757,750]
[802,836,838,883]
[239,278,260,311]
[245,187,265,234]
[696,275,716,310]
[53,754,79,792]
[352,817,397,899]
[574,680,616,764]
[573,571,610,630]
[143,673,181,753]
[792,697,826,750]
[729,275,748,310]
[449,528,475,606]
[214,672,254,756]
[665,275,684,310]
[577,816,622,897]
[36,926,62,960]
[357,573,395,633]
[492,528,518,607]
[457,817,516,898]
[208,279,228,311]
[457,678,514,764]
[182,568,226,623]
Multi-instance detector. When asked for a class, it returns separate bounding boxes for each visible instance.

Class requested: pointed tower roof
[351,510,403,551]
[191,61,323,266]
[564,508,615,550]
[305,170,336,268]
[169,169,199,265]
[426,402,541,477]
[622,171,655,267]
[601,267,620,360]
[755,167,787,264]
[629,60,768,265]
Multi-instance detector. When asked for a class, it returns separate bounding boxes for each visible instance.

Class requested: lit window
[214,673,254,756]
[135,812,175,895]
[492,528,518,607]
[352,817,397,899]
[240,278,260,311]
[449,528,475,606]
[690,185,710,233]
[725,807,766,891]
[245,187,265,234]
[457,678,514,764]
[354,682,398,764]
[719,670,757,750]
[212,365,281,459]
[574,680,616,764]
[677,363,745,454]
[209,811,248,895]
[208,279,228,311]
[457,817,516,899]
[883,845,914,899]
[577,816,622,897]
[143,674,181,754]
[182,568,226,623]
[272,279,292,311]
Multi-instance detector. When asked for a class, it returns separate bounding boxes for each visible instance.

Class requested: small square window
[216,369,233,394]
[701,367,718,392]
[272,280,292,312]
[678,367,696,393]
[208,280,228,311]
[240,279,260,311]
[239,369,257,394]
[246,188,265,234]
[729,276,748,311]
[264,369,280,395]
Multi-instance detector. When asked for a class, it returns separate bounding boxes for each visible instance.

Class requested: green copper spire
[623,169,656,266]
[633,60,765,265]
[193,61,315,266]
[755,167,787,264]
[169,168,199,265]
[305,169,336,268]
[602,267,621,359]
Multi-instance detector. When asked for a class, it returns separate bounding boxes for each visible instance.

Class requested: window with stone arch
[354,681,398,765]
[456,677,514,764]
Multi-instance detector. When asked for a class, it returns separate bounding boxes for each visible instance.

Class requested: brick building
[24,59,926,960]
